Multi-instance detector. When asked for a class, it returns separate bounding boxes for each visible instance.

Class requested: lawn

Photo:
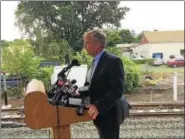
[138,64,184,73]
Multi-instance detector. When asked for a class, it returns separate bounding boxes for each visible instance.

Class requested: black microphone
[73,85,78,90]
[58,59,80,77]
[71,79,77,85]
[78,82,90,96]
[76,82,90,116]
[84,82,90,86]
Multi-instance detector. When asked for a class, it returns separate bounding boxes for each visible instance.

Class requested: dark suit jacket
[87,51,131,125]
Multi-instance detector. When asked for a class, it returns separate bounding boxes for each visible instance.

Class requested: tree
[135,32,142,43]
[72,49,92,68]
[106,47,122,57]
[15,1,129,53]
[2,40,40,79]
[0,40,10,48]
[105,29,122,47]
[105,29,137,47]
[119,29,135,43]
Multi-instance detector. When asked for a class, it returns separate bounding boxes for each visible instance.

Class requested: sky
[1,1,184,41]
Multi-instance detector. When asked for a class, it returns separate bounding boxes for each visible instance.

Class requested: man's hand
[85,104,99,120]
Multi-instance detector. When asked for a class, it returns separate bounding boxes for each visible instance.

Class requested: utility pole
[0,49,1,139]
[0,1,2,135]
[173,72,178,101]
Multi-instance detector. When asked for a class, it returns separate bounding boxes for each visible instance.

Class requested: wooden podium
[24,79,92,139]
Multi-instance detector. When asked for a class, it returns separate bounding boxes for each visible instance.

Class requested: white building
[132,30,184,59]
[116,43,139,58]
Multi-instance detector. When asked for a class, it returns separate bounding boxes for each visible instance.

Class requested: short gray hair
[84,29,107,48]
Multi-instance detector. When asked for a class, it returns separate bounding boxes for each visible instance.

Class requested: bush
[122,57,140,93]
[133,59,154,65]
[72,50,92,68]
[31,67,54,90]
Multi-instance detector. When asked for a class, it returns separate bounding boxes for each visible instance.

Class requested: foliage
[105,29,137,47]
[31,67,54,90]
[72,49,92,68]
[2,39,41,79]
[105,29,122,46]
[135,32,142,43]
[133,59,154,65]
[106,47,122,57]
[122,57,140,93]
[105,29,143,47]
[119,29,135,43]
[15,1,129,53]
[40,39,73,63]
[0,40,10,48]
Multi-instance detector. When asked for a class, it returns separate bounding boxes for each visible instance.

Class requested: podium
[24,79,92,139]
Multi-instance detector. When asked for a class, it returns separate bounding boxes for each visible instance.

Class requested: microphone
[71,79,77,85]
[64,79,77,89]
[84,82,90,86]
[76,82,90,116]
[57,80,65,87]
[58,59,80,77]
[67,85,79,96]
[78,82,90,96]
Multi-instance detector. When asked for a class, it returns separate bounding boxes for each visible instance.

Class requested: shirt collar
[94,49,105,62]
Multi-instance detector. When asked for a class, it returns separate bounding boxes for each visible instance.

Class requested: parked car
[1,75,22,89]
[167,57,184,67]
[162,59,169,64]
[152,58,163,66]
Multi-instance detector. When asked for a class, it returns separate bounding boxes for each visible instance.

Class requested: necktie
[86,59,95,83]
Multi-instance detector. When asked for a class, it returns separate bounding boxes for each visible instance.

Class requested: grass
[138,64,184,73]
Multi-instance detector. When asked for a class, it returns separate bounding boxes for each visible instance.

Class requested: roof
[143,30,184,43]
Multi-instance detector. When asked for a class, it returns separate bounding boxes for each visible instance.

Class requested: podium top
[24,79,92,129]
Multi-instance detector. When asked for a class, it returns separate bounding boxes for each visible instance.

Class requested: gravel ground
[1,117,184,139]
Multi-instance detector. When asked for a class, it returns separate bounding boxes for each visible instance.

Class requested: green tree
[106,47,122,57]
[2,40,40,79]
[0,40,10,48]
[15,1,129,53]
[119,29,135,43]
[135,32,142,43]
[105,29,122,46]
[72,49,92,68]
[105,29,136,47]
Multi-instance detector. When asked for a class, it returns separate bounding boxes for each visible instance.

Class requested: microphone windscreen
[71,59,80,66]
[71,79,77,84]
[73,85,78,90]
[58,80,64,86]
[84,82,90,86]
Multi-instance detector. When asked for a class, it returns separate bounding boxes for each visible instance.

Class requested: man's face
[83,34,100,57]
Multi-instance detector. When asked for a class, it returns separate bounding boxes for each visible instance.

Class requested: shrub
[133,59,154,65]
[72,50,92,68]
[122,57,140,93]
[31,67,54,90]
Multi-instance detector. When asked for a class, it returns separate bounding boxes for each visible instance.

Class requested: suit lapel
[91,51,107,84]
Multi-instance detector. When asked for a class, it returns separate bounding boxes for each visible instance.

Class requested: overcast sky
[1,1,184,41]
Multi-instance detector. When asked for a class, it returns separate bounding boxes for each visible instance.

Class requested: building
[132,30,184,59]
[116,43,139,58]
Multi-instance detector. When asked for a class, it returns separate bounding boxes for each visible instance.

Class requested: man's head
[83,29,107,57]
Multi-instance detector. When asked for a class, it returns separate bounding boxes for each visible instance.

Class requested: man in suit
[83,29,131,139]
